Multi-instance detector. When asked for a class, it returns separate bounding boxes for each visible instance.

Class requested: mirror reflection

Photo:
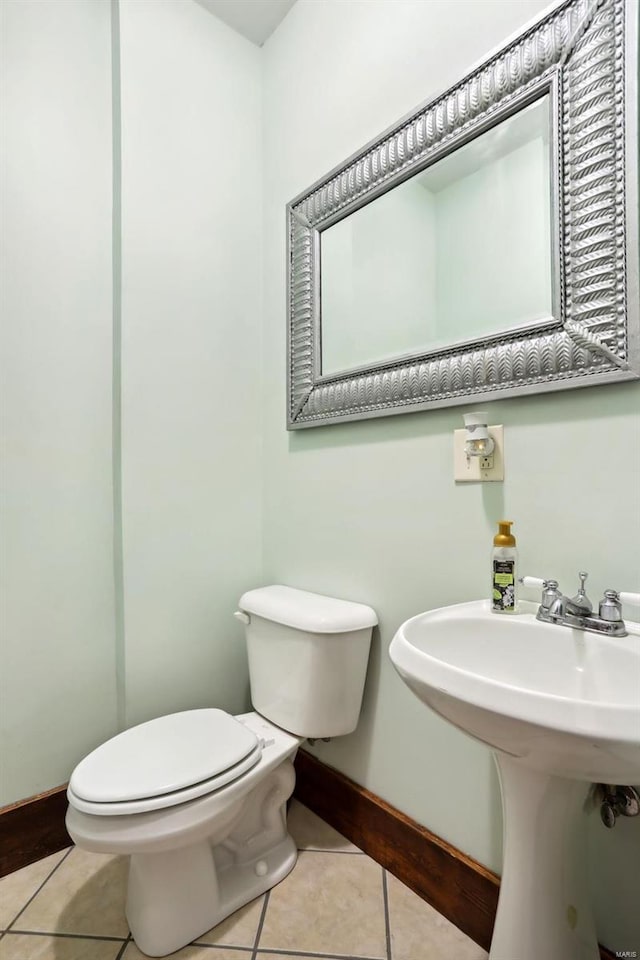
[320,96,552,377]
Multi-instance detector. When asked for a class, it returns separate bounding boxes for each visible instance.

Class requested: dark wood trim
[293,749,616,960]
[0,784,71,878]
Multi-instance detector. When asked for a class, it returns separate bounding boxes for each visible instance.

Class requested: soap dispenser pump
[492,520,517,614]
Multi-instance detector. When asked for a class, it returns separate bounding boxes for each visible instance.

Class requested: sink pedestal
[492,755,599,960]
[389,599,640,959]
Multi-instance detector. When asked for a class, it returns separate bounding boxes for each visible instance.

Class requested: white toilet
[66,585,377,957]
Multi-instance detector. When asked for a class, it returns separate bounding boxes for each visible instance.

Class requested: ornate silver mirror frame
[287,0,639,429]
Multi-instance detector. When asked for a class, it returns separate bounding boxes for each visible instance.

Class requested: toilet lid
[70,709,260,804]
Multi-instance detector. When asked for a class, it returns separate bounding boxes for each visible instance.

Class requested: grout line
[192,944,253,954]
[381,869,392,960]
[193,941,254,952]
[252,949,386,960]
[6,847,73,931]
[4,929,128,944]
[115,935,132,959]
[251,889,271,959]
[295,847,364,856]
[196,948,253,955]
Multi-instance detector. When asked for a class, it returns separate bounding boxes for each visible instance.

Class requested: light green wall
[261,0,640,950]
[118,0,262,728]
[0,0,262,803]
[0,0,118,805]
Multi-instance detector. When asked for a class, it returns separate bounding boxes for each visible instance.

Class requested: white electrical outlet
[454,425,504,482]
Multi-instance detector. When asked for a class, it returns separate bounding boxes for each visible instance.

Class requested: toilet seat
[68,709,263,816]
[67,742,263,816]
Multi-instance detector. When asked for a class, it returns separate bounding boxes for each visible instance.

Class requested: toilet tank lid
[239,585,378,633]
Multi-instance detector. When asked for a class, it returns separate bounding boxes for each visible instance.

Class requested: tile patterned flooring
[0,801,487,960]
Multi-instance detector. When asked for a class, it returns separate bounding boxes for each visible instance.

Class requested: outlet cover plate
[454,425,504,482]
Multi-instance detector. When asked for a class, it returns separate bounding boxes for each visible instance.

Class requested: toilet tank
[237,585,377,739]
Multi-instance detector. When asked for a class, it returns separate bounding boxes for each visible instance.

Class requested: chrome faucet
[520,572,636,638]
[548,571,592,620]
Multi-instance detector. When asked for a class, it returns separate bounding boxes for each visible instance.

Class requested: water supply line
[594,784,640,828]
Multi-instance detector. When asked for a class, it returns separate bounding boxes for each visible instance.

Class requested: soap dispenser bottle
[492,521,517,614]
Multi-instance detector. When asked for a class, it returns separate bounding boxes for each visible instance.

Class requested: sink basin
[389,599,640,960]
[389,598,640,783]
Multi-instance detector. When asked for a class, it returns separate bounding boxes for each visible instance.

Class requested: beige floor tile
[258,850,387,957]
[287,800,362,853]
[13,848,129,938]
[124,945,251,960]
[0,933,123,960]
[194,894,264,947]
[0,850,69,929]
[386,873,488,960]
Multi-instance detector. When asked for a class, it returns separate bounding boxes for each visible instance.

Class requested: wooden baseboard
[293,749,616,960]
[0,785,71,878]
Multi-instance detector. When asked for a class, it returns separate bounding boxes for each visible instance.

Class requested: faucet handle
[619,592,640,607]
[540,579,562,612]
[519,576,547,590]
[599,590,623,623]
[518,576,561,610]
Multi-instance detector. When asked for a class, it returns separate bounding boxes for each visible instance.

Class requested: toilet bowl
[67,711,301,956]
[66,585,377,957]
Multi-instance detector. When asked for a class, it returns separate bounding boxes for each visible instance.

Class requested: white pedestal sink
[389,599,640,960]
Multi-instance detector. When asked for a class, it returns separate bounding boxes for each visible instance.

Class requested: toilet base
[126,833,296,956]
[125,759,298,956]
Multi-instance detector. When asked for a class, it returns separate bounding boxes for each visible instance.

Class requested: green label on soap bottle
[493,560,515,611]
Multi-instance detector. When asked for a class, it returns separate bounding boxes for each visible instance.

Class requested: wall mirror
[287,0,639,428]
